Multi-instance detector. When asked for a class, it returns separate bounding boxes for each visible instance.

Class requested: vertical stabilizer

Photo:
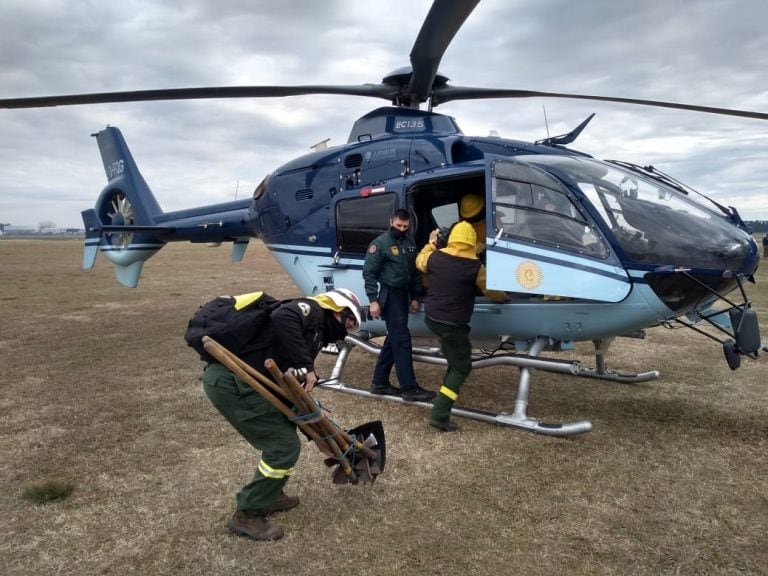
[81,208,100,269]
[114,261,146,288]
[83,127,166,287]
[95,126,163,222]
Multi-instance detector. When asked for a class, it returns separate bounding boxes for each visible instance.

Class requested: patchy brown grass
[1,237,767,575]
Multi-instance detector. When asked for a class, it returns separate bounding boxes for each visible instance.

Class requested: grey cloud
[1,0,766,228]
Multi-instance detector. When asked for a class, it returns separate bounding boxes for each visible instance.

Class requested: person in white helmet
[200,289,362,542]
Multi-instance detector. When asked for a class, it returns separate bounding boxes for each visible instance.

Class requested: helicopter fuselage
[84,106,759,350]
[248,107,758,345]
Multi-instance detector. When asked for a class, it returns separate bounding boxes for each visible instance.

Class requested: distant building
[0,225,84,237]
[3,225,36,235]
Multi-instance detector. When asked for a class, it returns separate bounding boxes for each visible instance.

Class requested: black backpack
[184,291,281,363]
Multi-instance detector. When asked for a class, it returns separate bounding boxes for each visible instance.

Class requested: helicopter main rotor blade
[432,86,768,121]
[407,0,481,105]
[0,84,396,109]
[4,82,765,123]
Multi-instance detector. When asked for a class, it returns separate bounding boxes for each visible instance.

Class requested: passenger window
[335,193,397,253]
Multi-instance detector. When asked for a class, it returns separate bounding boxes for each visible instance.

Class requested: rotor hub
[382,66,450,107]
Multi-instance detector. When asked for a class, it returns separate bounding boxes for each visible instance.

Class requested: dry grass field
[1,237,767,576]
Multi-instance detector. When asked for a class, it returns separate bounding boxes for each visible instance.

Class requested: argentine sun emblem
[515,261,543,289]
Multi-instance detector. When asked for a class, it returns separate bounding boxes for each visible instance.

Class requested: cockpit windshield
[523,156,753,271]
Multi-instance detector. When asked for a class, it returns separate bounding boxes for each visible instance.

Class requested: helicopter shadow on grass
[523,370,768,443]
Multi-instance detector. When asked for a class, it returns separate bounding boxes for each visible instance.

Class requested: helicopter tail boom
[83,126,258,287]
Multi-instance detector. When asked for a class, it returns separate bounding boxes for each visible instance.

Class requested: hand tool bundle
[202,336,385,484]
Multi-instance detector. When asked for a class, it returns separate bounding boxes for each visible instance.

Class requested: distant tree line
[745,220,768,233]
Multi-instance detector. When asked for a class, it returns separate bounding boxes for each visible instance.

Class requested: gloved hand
[428,228,441,245]
[289,366,319,392]
[303,370,318,393]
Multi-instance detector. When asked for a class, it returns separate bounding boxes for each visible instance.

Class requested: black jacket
[269,298,346,373]
[424,250,482,325]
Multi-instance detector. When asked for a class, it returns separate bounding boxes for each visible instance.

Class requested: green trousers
[202,362,301,513]
[424,317,472,421]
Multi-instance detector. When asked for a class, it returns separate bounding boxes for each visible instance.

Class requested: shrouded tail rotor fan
[104,192,134,249]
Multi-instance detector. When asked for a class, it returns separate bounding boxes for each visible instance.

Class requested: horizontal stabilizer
[100,224,175,234]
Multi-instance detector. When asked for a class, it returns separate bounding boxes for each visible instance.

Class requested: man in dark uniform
[762,233,768,258]
[201,288,362,541]
[363,209,435,402]
[416,222,506,431]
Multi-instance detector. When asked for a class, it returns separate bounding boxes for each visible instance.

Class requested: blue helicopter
[2,0,763,435]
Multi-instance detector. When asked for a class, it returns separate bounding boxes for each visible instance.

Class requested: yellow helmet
[448,221,477,247]
[459,194,484,219]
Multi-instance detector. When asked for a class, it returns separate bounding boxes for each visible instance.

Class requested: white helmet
[316,288,363,331]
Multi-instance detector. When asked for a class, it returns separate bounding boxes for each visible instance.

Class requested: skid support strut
[319,335,633,436]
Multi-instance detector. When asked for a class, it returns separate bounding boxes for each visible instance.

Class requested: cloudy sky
[1,0,766,229]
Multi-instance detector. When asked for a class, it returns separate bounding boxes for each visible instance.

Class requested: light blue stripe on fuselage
[486,239,631,302]
[488,241,627,281]
[262,244,673,344]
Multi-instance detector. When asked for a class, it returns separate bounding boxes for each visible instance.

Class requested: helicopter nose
[712,237,759,275]
[643,233,759,316]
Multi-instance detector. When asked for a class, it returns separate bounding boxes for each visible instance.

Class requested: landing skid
[319,335,660,436]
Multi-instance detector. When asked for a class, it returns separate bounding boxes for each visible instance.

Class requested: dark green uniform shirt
[363,229,422,303]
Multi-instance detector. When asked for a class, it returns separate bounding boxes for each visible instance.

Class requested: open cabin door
[484,157,631,302]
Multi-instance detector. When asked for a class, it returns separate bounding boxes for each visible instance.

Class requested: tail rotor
[105,191,136,250]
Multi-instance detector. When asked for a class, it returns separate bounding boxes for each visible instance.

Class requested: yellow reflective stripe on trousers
[439,386,458,401]
[258,459,295,479]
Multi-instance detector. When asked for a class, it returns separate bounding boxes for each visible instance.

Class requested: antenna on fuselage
[311,138,331,151]
[543,105,551,139]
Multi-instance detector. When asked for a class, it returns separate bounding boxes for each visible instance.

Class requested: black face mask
[322,311,348,344]
[389,226,407,240]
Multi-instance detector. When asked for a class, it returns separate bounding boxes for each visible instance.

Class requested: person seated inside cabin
[458,193,486,262]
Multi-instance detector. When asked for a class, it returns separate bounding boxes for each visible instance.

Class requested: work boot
[370,383,401,396]
[262,491,300,514]
[429,418,459,432]
[402,386,436,402]
[228,510,284,541]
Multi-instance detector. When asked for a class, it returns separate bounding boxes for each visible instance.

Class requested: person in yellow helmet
[416,222,506,431]
[459,193,486,260]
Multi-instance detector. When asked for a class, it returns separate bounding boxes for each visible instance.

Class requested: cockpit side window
[523,155,753,270]
[491,176,608,257]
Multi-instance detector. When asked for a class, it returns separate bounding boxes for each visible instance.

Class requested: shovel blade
[347,420,386,473]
